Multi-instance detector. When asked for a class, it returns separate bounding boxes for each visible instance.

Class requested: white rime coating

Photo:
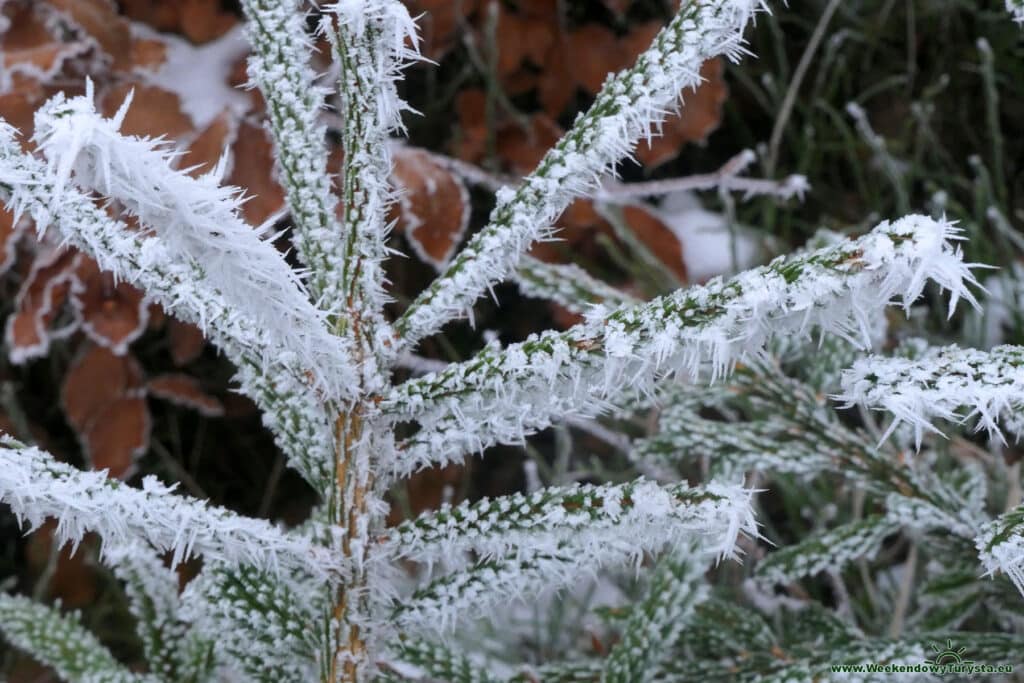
[0,438,336,577]
[1008,0,1024,24]
[238,0,347,307]
[838,344,1024,447]
[395,0,764,347]
[385,215,978,476]
[0,128,336,488]
[978,505,1024,596]
[31,90,356,400]
[515,254,639,315]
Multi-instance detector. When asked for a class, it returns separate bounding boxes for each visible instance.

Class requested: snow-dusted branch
[603,553,708,682]
[388,480,753,632]
[326,0,418,354]
[1007,0,1024,24]
[0,594,156,683]
[394,0,763,347]
[32,91,356,400]
[596,149,810,203]
[377,479,754,567]
[515,255,639,315]
[384,215,977,476]
[0,438,335,576]
[0,123,337,488]
[838,344,1024,447]
[239,0,346,306]
[978,504,1024,596]
[755,515,899,587]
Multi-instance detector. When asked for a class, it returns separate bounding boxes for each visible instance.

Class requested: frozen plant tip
[384,215,977,476]
[838,344,1024,447]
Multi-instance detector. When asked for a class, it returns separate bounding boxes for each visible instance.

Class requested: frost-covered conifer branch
[326,0,418,346]
[0,439,335,576]
[376,479,755,567]
[106,544,213,682]
[388,481,753,633]
[515,255,639,315]
[838,344,1024,447]
[1008,0,1024,24]
[977,504,1024,596]
[0,594,156,683]
[755,515,899,587]
[183,564,319,682]
[381,639,500,683]
[602,553,708,682]
[0,129,336,488]
[385,216,977,476]
[394,0,763,347]
[238,0,346,306]
[31,91,356,399]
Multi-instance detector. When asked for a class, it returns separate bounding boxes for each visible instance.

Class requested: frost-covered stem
[597,149,810,202]
[395,0,762,347]
[515,255,639,315]
[385,215,977,476]
[603,552,708,681]
[238,0,346,306]
[0,438,335,576]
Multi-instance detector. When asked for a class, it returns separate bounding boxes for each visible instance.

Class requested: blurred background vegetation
[0,0,1021,678]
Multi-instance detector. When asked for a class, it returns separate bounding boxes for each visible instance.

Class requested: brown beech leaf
[61,345,145,435]
[1,2,88,80]
[25,522,98,608]
[46,0,132,71]
[166,317,206,366]
[101,81,194,139]
[405,0,479,61]
[0,206,26,275]
[228,120,285,226]
[390,147,471,270]
[387,464,465,525]
[622,204,688,282]
[496,113,563,175]
[636,58,728,168]
[85,395,150,478]
[183,109,236,177]
[71,255,149,355]
[566,24,622,96]
[130,37,168,70]
[119,0,237,44]
[5,247,78,363]
[147,373,224,417]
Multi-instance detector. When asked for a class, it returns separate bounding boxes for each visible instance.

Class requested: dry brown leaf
[167,317,206,366]
[183,109,236,177]
[404,0,479,61]
[636,58,727,168]
[147,373,224,417]
[130,37,168,70]
[566,24,622,96]
[85,395,150,478]
[622,204,687,281]
[101,81,194,139]
[25,522,98,608]
[119,0,237,44]
[228,120,285,226]
[5,247,77,362]
[46,0,132,71]
[495,113,563,175]
[0,206,26,275]
[61,344,145,434]
[71,255,149,355]
[390,147,471,270]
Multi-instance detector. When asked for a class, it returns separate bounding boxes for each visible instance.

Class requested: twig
[888,542,917,638]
